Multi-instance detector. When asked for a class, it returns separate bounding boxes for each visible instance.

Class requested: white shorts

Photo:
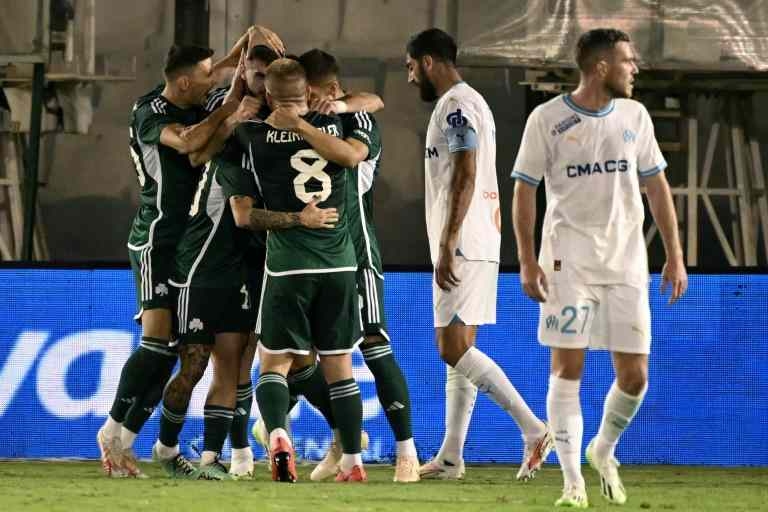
[538,281,651,354]
[433,257,498,328]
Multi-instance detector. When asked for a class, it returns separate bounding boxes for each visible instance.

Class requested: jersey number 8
[291,149,331,203]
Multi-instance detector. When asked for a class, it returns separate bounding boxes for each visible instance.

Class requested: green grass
[0,462,765,511]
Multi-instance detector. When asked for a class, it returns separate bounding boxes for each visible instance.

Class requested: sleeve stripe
[511,171,541,186]
[639,161,668,177]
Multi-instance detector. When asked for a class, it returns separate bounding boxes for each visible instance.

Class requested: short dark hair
[575,28,631,71]
[406,28,457,64]
[298,49,339,84]
[164,44,214,79]
[246,44,279,66]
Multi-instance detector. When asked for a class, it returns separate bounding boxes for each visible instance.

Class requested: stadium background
[1,268,765,465]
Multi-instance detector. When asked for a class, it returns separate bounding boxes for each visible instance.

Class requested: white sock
[594,380,647,461]
[547,375,584,488]
[103,416,122,439]
[231,447,253,462]
[454,347,545,441]
[269,427,290,446]
[120,427,137,450]
[435,364,477,464]
[153,440,178,460]
[200,450,217,465]
[340,452,363,472]
[396,438,418,459]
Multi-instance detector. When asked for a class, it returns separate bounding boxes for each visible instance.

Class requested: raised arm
[512,180,548,302]
[311,92,384,115]
[643,172,687,303]
[189,95,263,167]
[266,108,368,168]
[160,102,237,155]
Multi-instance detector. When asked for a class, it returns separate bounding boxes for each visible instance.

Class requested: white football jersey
[512,94,666,286]
[424,82,501,265]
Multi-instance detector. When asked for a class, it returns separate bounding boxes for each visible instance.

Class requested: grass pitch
[0,461,765,511]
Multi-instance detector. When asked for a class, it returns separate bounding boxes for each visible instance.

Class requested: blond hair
[265,58,307,101]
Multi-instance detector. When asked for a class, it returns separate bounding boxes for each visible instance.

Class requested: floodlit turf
[0,461,765,511]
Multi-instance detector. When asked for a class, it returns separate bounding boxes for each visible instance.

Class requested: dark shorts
[175,284,253,345]
[257,271,362,355]
[357,267,389,340]
[128,245,175,320]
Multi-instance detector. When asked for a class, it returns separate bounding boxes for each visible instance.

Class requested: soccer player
[511,29,688,507]
[231,58,367,483]
[97,44,241,478]
[280,48,420,483]
[405,28,552,480]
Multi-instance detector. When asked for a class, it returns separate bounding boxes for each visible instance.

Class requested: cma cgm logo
[0,330,383,421]
[566,159,629,178]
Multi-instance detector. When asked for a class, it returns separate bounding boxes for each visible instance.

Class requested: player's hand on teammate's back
[299,199,338,229]
[435,243,460,292]
[247,25,285,56]
[232,96,262,123]
[519,261,549,303]
[266,107,302,131]
[660,257,688,305]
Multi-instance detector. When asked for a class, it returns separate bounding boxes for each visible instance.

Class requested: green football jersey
[172,141,258,287]
[341,112,383,276]
[128,86,207,250]
[234,112,356,274]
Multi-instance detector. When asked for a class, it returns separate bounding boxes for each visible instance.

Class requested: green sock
[361,342,413,441]
[288,364,336,429]
[159,402,186,448]
[110,337,175,422]
[328,378,362,453]
[203,405,234,453]
[230,383,253,449]
[123,346,177,434]
[255,372,289,433]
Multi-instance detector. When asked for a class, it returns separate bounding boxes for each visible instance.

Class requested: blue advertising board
[0,269,766,465]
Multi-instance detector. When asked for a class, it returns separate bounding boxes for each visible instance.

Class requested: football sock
[158,401,187,449]
[255,372,289,433]
[122,350,175,444]
[436,364,477,464]
[594,380,648,461]
[230,382,253,449]
[547,375,584,488]
[340,453,363,472]
[328,379,363,454]
[109,337,176,422]
[202,405,234,457]
[454,347,545,441]
[361,341,413,441]
[288,364,336,428]
[102,415,122,439]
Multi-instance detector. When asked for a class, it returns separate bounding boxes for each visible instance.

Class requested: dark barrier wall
[0,269,766,465]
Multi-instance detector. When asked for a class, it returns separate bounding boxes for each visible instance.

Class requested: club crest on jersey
[446,109,468,128]
[189,318,204,332]
[623,129,637,143]
[551,114,581,136]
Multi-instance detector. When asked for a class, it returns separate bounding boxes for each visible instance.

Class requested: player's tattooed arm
[644,172,688,303]
[512,179,548,302]
[231,196,339,231]
[435,150,477,291]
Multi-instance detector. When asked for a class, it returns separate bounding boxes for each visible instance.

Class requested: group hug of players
[99,25,425,484]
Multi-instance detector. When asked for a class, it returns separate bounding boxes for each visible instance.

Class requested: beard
[417,63,439,102]
[606,80,632,99]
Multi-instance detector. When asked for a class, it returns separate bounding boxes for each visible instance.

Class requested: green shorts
[257,271,362,355]
[175,284,253,345]
[357,267,389,340]
[128,245,175,320]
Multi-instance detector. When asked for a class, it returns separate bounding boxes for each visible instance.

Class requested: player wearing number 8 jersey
[512,29,688,507]
[233,58,366,483]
